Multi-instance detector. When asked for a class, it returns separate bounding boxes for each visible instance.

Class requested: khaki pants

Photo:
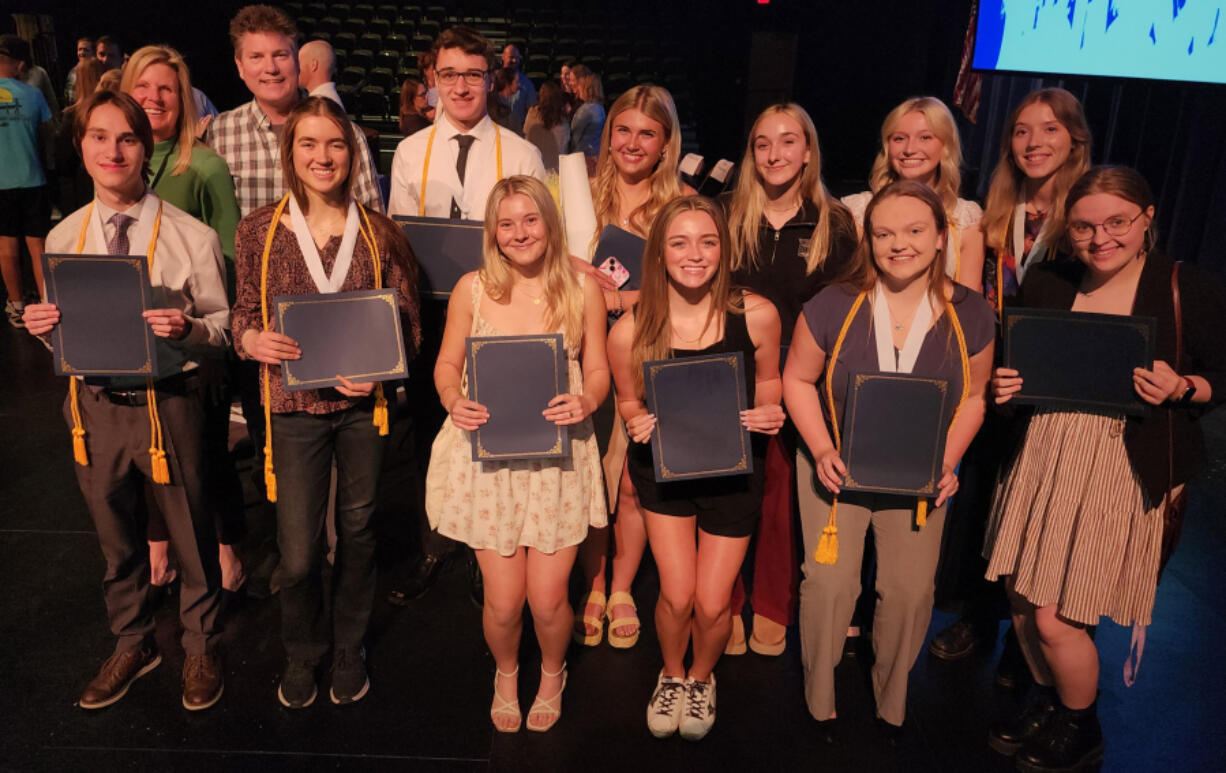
[795,447,946,726]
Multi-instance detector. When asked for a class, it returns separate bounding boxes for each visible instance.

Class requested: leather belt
[101,372,199,406]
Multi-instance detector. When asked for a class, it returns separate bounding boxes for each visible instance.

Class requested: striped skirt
[984,410,1163,627]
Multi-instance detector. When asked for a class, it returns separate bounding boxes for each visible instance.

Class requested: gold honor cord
[417,123,504,217]
[258,195,389,503]
[814,289,970,565]
[68,200,171,484]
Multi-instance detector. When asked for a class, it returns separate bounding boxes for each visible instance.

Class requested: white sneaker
[678,674,716,741]
[646,671,686,738]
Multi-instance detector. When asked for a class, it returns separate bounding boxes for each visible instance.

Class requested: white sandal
[490,666,521,733]
[525,663,567,732]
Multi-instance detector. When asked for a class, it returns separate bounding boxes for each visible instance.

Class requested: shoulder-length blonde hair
[631,195,741,397]
[982,87,1092,255]
[591,84,684,242]
[120,45,200,177]
[279,96,359,211]
[840,180,952,315]
[480,175,585,349]
[727,102,853,274]
[868,96,963,215]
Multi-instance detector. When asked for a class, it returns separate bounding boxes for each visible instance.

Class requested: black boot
[989,683,1058,756]
[929,618,981,661]
[388,552,452,605]
[1016,699,1104,772]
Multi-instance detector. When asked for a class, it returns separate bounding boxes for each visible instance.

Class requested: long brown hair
[480,176,585,349]
[727,103,853,274]
[279,96,359,212]
[120,45,200,176]
[840,180,952,319]
[72,59,107,107]
[631,196,741,396]
[591,85,684,243]
[982,88,1092,255]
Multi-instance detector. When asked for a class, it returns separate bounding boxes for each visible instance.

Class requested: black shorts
[0,186,51,238]
[626,440,766,538]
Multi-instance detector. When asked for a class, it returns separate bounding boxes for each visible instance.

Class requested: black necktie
[451,134,476,220]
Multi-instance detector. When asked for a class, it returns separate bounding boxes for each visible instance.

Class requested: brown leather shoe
[79,641,162,710]
[182,652,224,711]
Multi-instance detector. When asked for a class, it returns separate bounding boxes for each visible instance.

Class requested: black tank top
[672,307,757,405]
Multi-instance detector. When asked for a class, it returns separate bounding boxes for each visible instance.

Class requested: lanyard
[149,143,175,190]
[418,122,504,217]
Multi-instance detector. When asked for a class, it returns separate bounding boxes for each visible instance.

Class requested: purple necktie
[107,213,135,255]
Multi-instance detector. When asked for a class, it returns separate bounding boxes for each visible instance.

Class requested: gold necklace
[671,321,708,345]
[519,282,544,305]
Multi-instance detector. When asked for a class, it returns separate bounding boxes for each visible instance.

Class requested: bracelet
[615,289,623,314]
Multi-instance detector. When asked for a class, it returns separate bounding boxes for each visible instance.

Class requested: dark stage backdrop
[8,0,1224,274]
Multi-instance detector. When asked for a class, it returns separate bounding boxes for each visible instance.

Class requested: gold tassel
[262,364,278,503]
[264,454,278,502]
[146,381,171,484]
[69,378,90,466]
[814,499,840,565]
[916,498,927,528]
[373,384,389,436]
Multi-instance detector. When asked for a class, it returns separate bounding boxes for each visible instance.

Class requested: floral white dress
[425,275,608,556]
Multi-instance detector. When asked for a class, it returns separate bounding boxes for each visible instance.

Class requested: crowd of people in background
[1,7,1223,773]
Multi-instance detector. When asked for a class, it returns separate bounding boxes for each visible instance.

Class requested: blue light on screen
[974,1,1225,85]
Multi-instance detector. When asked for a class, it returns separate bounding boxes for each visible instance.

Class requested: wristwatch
[1175,377,1197,404]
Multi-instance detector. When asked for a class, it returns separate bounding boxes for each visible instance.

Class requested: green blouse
[149,139,241,302]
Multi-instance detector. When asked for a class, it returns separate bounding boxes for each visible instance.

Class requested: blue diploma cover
[42,253,158,377]
[466,333,570,461]
[394,215,484,298]
[642,352,753,482]
[275,288,409,391]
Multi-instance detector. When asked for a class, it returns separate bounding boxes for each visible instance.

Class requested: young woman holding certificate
[573,85,693,652]
[841,96,985,291]
[607,196,784,740]
[983,166,1226,773]
[781,181,994,742]
[720,102,857,656]
[424,175,609,733]
[231,96,421,709]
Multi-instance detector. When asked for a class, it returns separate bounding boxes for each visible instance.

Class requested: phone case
[599,257,631,288]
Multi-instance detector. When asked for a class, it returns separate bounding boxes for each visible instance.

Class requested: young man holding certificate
[23,90,230,712]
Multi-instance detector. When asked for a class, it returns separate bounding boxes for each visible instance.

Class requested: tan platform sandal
[606,591,640,649]
[572,589,606,646]
[748,612,787,656]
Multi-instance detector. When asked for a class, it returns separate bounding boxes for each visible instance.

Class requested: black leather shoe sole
[987,730,1023,756]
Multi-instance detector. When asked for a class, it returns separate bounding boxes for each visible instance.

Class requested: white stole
[1011,201,1048,284]
[287,195,360,293]
[873,284,935,374]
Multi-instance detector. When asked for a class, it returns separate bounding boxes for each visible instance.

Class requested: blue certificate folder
[394,215,483,297]
[466,334,570,461]
[841,373,951,497]
[42,253,157,377]
[274,288,408,391]
[642,352,753,482]
[593,225,647,290]
[1003,308,1156,417]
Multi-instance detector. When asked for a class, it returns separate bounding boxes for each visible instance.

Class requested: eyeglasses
[436,69,488,86]
[1067,211,1146,241]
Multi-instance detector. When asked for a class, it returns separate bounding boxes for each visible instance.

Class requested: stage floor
[2,323,1223,772]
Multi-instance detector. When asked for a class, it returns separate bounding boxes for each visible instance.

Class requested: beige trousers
[795,447,946,726]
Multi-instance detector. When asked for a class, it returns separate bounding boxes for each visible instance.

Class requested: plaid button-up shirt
[207,99,384,216]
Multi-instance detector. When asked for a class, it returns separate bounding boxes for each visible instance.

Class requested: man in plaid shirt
[209,5,382,216]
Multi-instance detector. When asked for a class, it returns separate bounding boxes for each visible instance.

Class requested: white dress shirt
[46,191,230,383]
[387,112,546,219]
[309,81,345,110]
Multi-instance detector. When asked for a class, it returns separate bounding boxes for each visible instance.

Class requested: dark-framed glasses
[1067,211,1146,241]
[437,69,488,86]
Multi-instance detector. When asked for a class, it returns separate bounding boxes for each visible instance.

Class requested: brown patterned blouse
[232,203,422,415]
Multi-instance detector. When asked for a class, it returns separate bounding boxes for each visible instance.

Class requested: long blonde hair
[591,85,684,242]
[480,176,585,348]
[119,45,200,177]
[727,103,853,274]
[982,88,1092,254]
[631,196,741,397]
[868,97,963,215]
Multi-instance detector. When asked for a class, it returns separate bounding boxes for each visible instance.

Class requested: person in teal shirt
[121,44,247,594]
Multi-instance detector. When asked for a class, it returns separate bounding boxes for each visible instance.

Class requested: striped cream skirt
[984,410,1163,626]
